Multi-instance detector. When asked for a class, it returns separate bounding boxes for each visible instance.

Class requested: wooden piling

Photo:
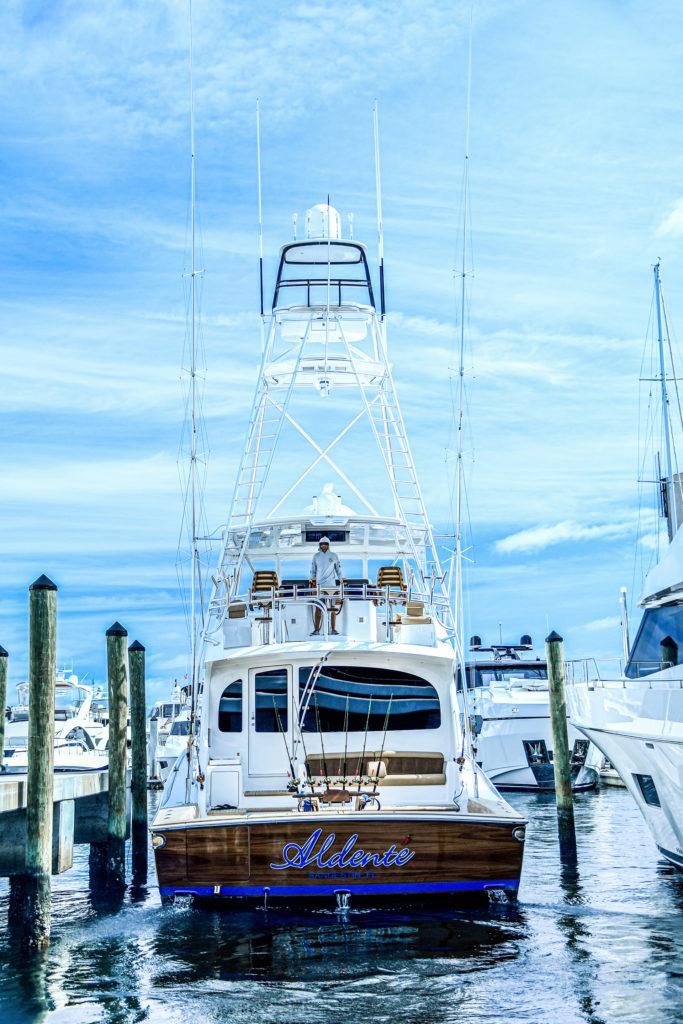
[545,630,577,861]
[106,621,129,885]
[128,641,147,868]
[0,646,7,772]
[24,575,58,948]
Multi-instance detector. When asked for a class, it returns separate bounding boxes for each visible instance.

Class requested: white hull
[569,679,683,868]
[2,743,109,775]
[471,688,597,791]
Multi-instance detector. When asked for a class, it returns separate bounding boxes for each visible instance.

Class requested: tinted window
[634,773,661,807]
[626,604,683,677]
[459,666,546,687]
[255,669,288,733]
[170,720,190,736]
[299,665,440,732]
[218,681,243,733]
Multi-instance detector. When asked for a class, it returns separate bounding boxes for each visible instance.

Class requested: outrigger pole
[184,0,204,802]
[453,4,476,762]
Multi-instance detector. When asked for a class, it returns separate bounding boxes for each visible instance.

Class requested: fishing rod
[370,694,393,797]
[356,695,373,794]
[272,695,297,790]
[314,696,330,790]
[341,693,350,788]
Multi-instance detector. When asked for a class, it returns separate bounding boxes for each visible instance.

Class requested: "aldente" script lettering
[270,828,415,871]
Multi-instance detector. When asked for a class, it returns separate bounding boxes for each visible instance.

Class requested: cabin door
[248,666,293,780]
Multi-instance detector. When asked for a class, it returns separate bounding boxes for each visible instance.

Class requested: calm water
[1,787,682,1024]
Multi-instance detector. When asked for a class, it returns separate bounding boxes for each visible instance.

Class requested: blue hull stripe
[160,879,519,897]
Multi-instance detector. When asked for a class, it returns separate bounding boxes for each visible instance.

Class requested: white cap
[319,536,331,545]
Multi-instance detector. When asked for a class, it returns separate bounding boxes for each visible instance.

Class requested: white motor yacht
[568,263,683,869]
[3,669,108,774]
[151,202,527,903]
[465,636,598,791]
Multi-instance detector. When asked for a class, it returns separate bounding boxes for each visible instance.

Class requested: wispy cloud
[582,615,621,633]
[495,519,634,555]
[656,198,683,237]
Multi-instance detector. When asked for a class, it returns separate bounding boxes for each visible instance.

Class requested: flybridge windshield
[273,241,375,309]
[284,242,363,264]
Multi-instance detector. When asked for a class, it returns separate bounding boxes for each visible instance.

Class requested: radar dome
[306,204,341,240]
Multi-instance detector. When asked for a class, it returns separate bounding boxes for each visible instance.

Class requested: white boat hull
[569,680,683,868]
[470,689,597,791]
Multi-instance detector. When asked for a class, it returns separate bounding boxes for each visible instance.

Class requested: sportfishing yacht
[151,200,526,903]
[568,264,683,869]
[4,669,108,773]
[466,636,597,791]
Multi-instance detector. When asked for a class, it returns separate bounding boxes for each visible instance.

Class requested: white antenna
[323,192,332,395]
[373,101,386,318]
[256,99,265,320]
[292,212,298,240]
[348,212,354,240]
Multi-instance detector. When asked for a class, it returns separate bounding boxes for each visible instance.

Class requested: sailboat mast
[654,261,677,533]
[188,0,199,713]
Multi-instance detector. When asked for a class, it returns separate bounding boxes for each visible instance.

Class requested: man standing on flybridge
[310,536,343,635]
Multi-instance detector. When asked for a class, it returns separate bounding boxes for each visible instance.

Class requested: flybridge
[224,512,428,566]
[203,201,447,623]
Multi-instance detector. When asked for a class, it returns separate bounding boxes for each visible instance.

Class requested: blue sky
[3,0,683,703]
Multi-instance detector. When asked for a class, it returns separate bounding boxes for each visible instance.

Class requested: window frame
[218,679,244,734]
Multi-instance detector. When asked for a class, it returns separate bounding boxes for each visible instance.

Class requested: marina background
[4,0,683,697]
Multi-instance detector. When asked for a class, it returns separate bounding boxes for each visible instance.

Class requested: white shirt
[310,549,342,588]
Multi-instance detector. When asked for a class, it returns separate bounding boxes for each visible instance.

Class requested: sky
[3,0,683,704]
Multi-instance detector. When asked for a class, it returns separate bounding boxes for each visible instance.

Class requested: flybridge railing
[565,658,683,685]
[204,577,451,643]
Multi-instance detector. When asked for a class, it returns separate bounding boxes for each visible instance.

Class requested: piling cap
[106,621,128,637]
[0,645,7,658]
[128,640,145,652]
[29,574,57,591]
[545,630,563,644]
